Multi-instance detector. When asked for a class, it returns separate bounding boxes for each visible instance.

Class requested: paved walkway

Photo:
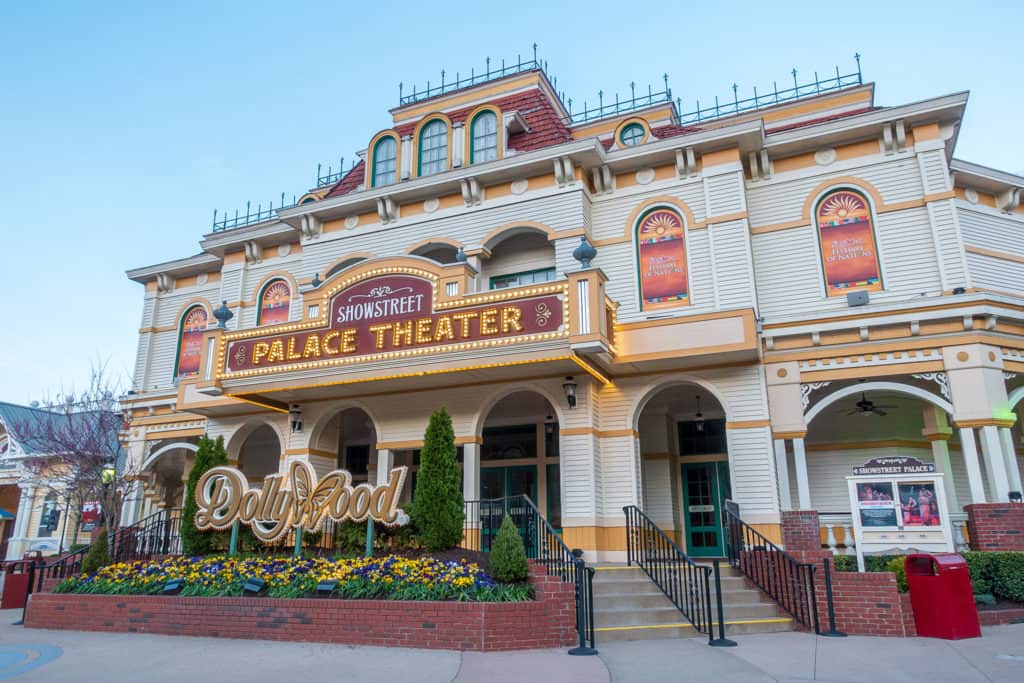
[2,609,1022,682]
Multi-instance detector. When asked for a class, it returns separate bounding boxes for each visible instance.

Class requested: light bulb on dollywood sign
[193,459,409,543]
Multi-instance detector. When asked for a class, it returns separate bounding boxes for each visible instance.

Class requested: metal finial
[630,81,635,100]
[572,235,597,269]
[663,73,669,91]
[792,68,799,89]
[455,247,467,263]
[213,300,234,329]
[311,273,322,288]
[399,82,403,99]
[732,83,739,106]
[441,69,445,87]
[533,43,537,63]
[486,56,490,74]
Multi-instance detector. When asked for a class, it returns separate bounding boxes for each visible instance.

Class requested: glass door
[682,462,729,557]
[480,465,537,551]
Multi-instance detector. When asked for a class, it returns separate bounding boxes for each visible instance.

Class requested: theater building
[119,56,1024,561]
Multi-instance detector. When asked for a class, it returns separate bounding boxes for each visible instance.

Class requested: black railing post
[568,550,597,656]
[709,560,737,647]
[807,564,822,635]
[820,558,847,637]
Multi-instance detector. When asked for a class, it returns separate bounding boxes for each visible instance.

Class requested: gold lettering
[434,315,455,342]
[286,337,302,360]
[302,334,321,358]
[452,311,478,338]
[392,320,413,347]
[252,342,270,365]
[501,306,523,333]
[322,330,341,355]
[266,340,285,363]
[369,323,390,349]
[480,309,499,335]
[341,328,357,353]
[415,318,433,344]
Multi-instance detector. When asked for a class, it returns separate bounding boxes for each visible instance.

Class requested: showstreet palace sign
[194,460,408,543]
[218,270,567,379]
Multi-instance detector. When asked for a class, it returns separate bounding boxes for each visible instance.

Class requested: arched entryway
[237,424,282,483]
[635,383,729,556]
[477,391,562,526]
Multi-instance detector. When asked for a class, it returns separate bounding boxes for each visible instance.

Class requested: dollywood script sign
[223,274,563,374]
[194,460,408,543]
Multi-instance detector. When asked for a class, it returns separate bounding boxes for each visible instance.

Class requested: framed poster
[80,501,101,532]
[636,207,689,310]
[897,481,941,527]
[816,189,883,297]
[855,482,898,528]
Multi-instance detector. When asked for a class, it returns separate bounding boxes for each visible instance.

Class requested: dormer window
[372,135,398,187]
[619,122,646,147]
[470,110,499,164]
[418,119,448,176]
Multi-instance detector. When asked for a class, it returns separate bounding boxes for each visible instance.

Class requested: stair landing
[592,564,794,642]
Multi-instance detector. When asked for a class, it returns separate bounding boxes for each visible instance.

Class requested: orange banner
[637,209,689,310]
[817,191,882,296]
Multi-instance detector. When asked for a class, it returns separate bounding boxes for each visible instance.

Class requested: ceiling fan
[840,393,897,417]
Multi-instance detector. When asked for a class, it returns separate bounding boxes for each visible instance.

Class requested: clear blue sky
[2,1,1021,403]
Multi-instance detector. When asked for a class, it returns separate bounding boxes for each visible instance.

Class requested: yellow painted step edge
[594,617,792,632]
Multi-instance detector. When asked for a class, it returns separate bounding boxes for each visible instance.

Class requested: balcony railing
[818,511,969,555]
[211,194,298,233]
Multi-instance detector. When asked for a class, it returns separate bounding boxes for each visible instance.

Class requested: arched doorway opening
[237,424,281,483]
[314,407,378,485]
[478,391,561,527]
[635,384,728,557]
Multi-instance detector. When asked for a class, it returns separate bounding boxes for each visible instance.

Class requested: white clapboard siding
[642,458,675,526]
[958,205,1024,256]
[139,281,222,391]
[725,426,778,515]
[753,206,942,318]
[705,172,744,215]
[917,149,951,193]
[590,181,707,242]
[747,156,924,227]
[967,252,1024,293]
[928,200,969,289]
[299,191,587,282]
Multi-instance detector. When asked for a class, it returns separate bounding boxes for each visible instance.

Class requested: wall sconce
[562,377,578,409]
[694,395,705,433]
[289,404,303,433]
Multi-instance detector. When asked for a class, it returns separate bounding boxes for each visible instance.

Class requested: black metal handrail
[724,503,820,632]
[464,496,596,654]
[624,505,729,645]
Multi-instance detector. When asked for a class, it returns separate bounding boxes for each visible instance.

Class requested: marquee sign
[194,460,408,543]
[221,273,565,376]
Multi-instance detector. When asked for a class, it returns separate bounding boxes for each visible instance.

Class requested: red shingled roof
[765,106,876,134]
[325,159,365,198]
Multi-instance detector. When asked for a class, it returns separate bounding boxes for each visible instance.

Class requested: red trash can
[905,553,981,640]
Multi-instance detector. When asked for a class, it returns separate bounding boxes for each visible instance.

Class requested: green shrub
[410,408,464,551]
[830,555,857,572]
[975,592,996,606]
[490,516,529,583]
[335,520,368,553]
[962,551,997,595]
[992,553,1024,603]
[884,556,908,593]
[181,435,228,556]
[81,527,110,575]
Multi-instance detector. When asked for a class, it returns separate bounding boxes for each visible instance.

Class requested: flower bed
[54,555,531,602]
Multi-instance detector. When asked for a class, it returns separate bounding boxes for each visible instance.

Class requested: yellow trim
[955,418,1016,429]
[231,395,289,414]
[569,104,676,139]
[464,104,503,165]
[392,72,542,123]
[406,236,464,256]
[965,245,1024,266]
[762,296,1024,331]
[411,113,453,179]
[612,117,651,148]
[594,617,792,633]
[570,355,613,386]
[772,430,807,440]
[479,220,561,249]
[365,130,402,189]
[725,420,770,430]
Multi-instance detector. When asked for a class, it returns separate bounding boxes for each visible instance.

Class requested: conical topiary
[490,515,529,583]
[81,527,110,575]
[410,407,465,551]
[181,435,228,556]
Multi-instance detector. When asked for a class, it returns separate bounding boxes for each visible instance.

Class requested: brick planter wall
[781,510,821,552]
[25,563,575,651]
[965,504,1024,551]
[790,550,916,637]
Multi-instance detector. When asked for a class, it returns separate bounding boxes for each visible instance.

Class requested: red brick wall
[25,563,575,651]
[965,504,1024,551]
[781,510,821,552]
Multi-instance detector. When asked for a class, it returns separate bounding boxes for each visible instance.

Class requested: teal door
[480,466,538,550]
[682,461,730,557]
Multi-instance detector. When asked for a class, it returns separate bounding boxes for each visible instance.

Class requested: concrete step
[594,617,794,642]
[596,588,772,608]
[594,600,782,628]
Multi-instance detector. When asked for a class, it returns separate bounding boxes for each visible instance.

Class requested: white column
[928,437,960,511]
[5,486,35,560]
[979,425,1011,502]
[462,443,480,504]
[998,427,1023,496]
[959,427,987,503]
[773,438,792,511]
[375,448,393,486]
[792,437,812,509]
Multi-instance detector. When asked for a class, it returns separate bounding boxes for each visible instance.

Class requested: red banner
[637,209,689,310]
[817,190,882,296]
[225,275,563,373]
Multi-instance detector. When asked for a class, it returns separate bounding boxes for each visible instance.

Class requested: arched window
[257,279,291,326]
[815,188,883,297]
[619,122,645,146]
[635,207,689,310]
[418,119,448,176]
[174,306,208,380]
[470,111,498,163]
[372,136,397,187]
